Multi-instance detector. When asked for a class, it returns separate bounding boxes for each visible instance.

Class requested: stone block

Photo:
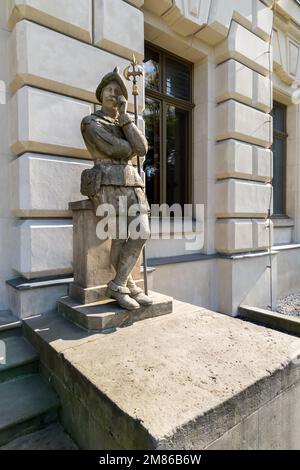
[9,20,144,111]
[215,100,272,148]
[7,278,70,319]
[24,298,300,449]
[215,219,253,254]
[12,219,73,278]
[161,0,211,37]
[215,179,272,218]
[252,0,273,42]
[70,199,142,296]
[10,86,92,158]
[253,219,272,250]
[215,59,271,112]
[58,291,173,332]
[143,0,172,16]
[215,21,271,76]
[8,0,92,42]
[94,0,144,61]
[11,153,92,217]
[215,139,272,182]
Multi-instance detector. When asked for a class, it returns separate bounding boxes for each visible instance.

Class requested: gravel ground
[277,293,300,317]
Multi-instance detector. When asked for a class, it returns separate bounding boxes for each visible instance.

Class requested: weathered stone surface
[58,291,173,331]
[0,423,77,450]
[0,310,21,332]
[0,374,59,446]
[0,335,38,383]
[239,304,300,338]
[69,279,144,305]
[70,200,141,290]
[24,301,300,449]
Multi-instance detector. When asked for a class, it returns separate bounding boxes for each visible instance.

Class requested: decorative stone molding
[144,0,273,44]
[162,0,211,37]
[273,25,300,85]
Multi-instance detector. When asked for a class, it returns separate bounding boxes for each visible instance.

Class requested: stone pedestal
[58,291,173,332]
[69,199,143,304]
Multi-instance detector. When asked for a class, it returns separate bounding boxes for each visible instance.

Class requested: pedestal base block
[57,291,173,332]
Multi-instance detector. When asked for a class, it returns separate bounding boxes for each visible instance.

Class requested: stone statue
[80,67,153,310]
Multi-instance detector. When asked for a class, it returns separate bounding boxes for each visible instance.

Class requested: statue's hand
[117,95,127,115]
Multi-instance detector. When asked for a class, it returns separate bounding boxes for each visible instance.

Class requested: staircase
[0,310,77,449]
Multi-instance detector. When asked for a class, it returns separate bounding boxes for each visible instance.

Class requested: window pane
[165,57,191,101]
[272,137,285,215]
[166,105,189,206]
[273,103,285,132]
[143,97,161,205]
[144,47,160,91]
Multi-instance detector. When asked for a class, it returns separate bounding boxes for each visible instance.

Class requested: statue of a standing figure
[80,67,153,310]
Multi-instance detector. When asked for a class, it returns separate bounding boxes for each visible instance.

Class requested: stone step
[0,374,60,446]
[0,310,22,338]
[0,336,39,383]
[0,423,77,450]
[58,290,173,332]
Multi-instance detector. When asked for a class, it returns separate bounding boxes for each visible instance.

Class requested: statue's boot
[106,280,139,310]
[127,278,153,306]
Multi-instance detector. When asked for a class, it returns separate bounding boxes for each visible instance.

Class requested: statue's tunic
[80,109,149,214]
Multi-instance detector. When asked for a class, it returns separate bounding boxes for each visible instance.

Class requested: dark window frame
[144,42,194,206]
[272,101,288,217]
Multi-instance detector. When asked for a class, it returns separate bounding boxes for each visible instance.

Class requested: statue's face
[101,81,122,109]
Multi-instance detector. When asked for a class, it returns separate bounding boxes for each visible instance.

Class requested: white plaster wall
[277,247,300,300]
[149,259,216,310]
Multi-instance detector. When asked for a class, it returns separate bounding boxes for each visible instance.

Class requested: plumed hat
[95,66,128,103]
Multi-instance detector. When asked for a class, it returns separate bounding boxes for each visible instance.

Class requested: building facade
[0,0,300,317]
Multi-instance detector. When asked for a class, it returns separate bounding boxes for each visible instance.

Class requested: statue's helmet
[96,66,128,103]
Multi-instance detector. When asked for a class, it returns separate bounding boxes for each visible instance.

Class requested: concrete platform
[23,300,300,449]
[57,291,173,332]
